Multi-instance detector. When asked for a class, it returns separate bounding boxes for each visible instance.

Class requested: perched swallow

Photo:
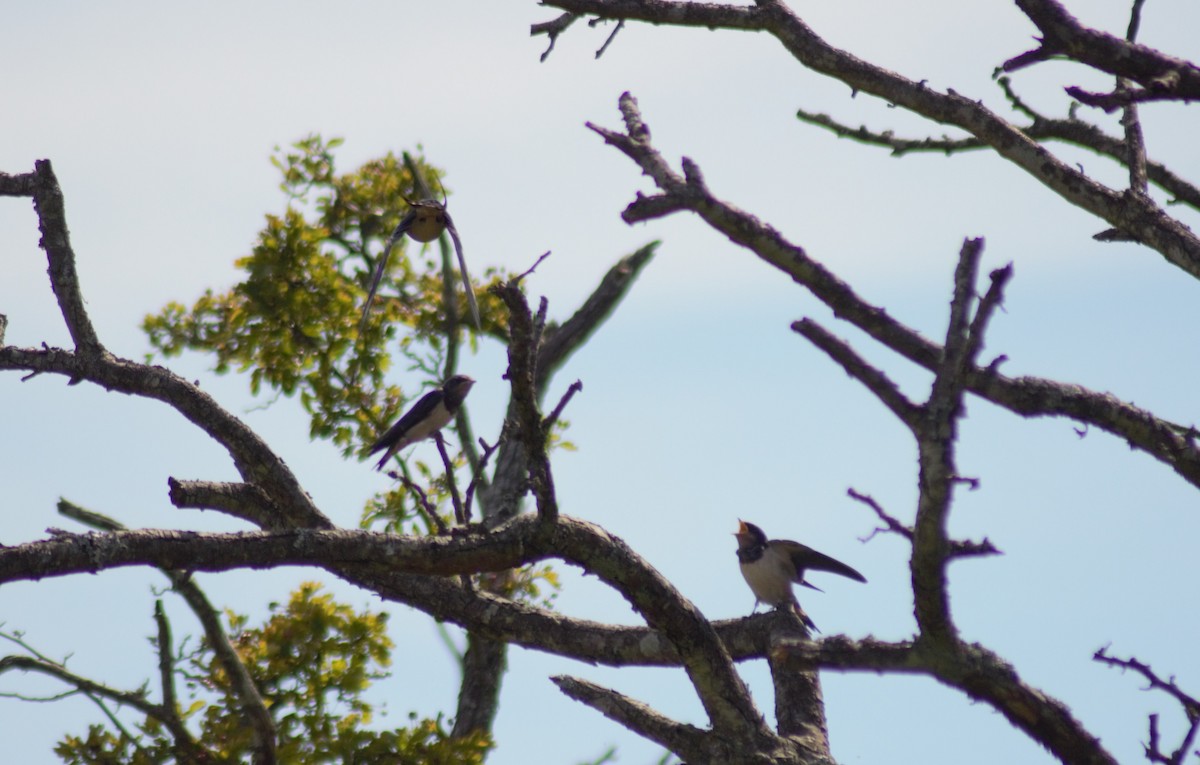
[734,520,865,629]
[360,198,481,333]
[367,374,476,470]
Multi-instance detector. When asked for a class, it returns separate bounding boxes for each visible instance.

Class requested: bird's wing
[444,213,481,331]
[775,541,867,584]
[359,210,418,335]
[367,388,443,457]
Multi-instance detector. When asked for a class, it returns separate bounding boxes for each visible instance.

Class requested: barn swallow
[734,520,865,629]
[359,198,481,333]
[367,374,476,470]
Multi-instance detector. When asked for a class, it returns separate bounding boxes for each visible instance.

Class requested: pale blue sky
[2,2,1199,763]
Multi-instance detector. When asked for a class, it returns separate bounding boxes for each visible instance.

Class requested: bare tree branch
[775,637,1118,765]
[481,243,656,529]
[1065,85,1186,113]
[0,653,208,762]
[543,519,774,748]
[848,487,914,543]
[1119,0,1151,199]
[847,488,998,559]
[167,479,278,528]
[531,12,577,62]
[153,601,177,727]
[0,519,784,661]
[169,576,277,765]
[1009,0,1200,102]
[24,160,102,356]
[584,95,1200,497]
[493,279,560,524]
[795,100,1200,212]
[537,243,657,390]
[0,525,532,583]
[434,432,467,526]
[0,516,801,755]
[556,2,1200,277]
[1094,646,1200,721]
[765,616,830,759]
[793,319,921,430]
[0,345,330,530]
[452,634,508,739]
[543,379,583,433]
[909,239,989,643]
[396,472,450,536]
[463,437,500,524]
[552,676,709,762]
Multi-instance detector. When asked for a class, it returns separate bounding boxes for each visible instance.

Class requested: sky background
[2,1,1199,763]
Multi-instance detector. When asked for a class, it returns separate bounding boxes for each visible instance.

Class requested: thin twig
[532,12,577,62]
[593,18,625,59]
[464,437,502,524]
[435,432,466,526]
[515,251,551,283]
[396,473,450,535]
[153,601,179,724]
[1120,0,1150,197]
[543,380,584,432]
[847,488,913,543]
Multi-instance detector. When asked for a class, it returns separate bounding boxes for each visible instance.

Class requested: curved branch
[794,318,920,430]
[0,654,207,761]
[344,568,780,668]
[775,636,1118,765]
[3,165,326,530]
[0,345,329,530]
[552,676,708,762]
[0,517,792,748]
[1094,647,1200,721]
[544,519,772,744]
[586,93,1200,498]
[556,2,1200,277]
[1010,0,1200,102]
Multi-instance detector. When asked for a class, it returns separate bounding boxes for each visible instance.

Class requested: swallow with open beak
[360,198,481,333]
[367,375,476,471]
[734,519,865,630]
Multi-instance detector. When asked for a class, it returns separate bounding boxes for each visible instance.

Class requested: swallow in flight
[360,198,481,333]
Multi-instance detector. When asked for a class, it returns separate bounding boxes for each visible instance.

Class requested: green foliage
[142,135,496,460]
[55,583,490,764]
[141,134,512,531]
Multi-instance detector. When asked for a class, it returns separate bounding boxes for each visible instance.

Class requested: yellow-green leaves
[56,583,489,764]
[142,135,484,459]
